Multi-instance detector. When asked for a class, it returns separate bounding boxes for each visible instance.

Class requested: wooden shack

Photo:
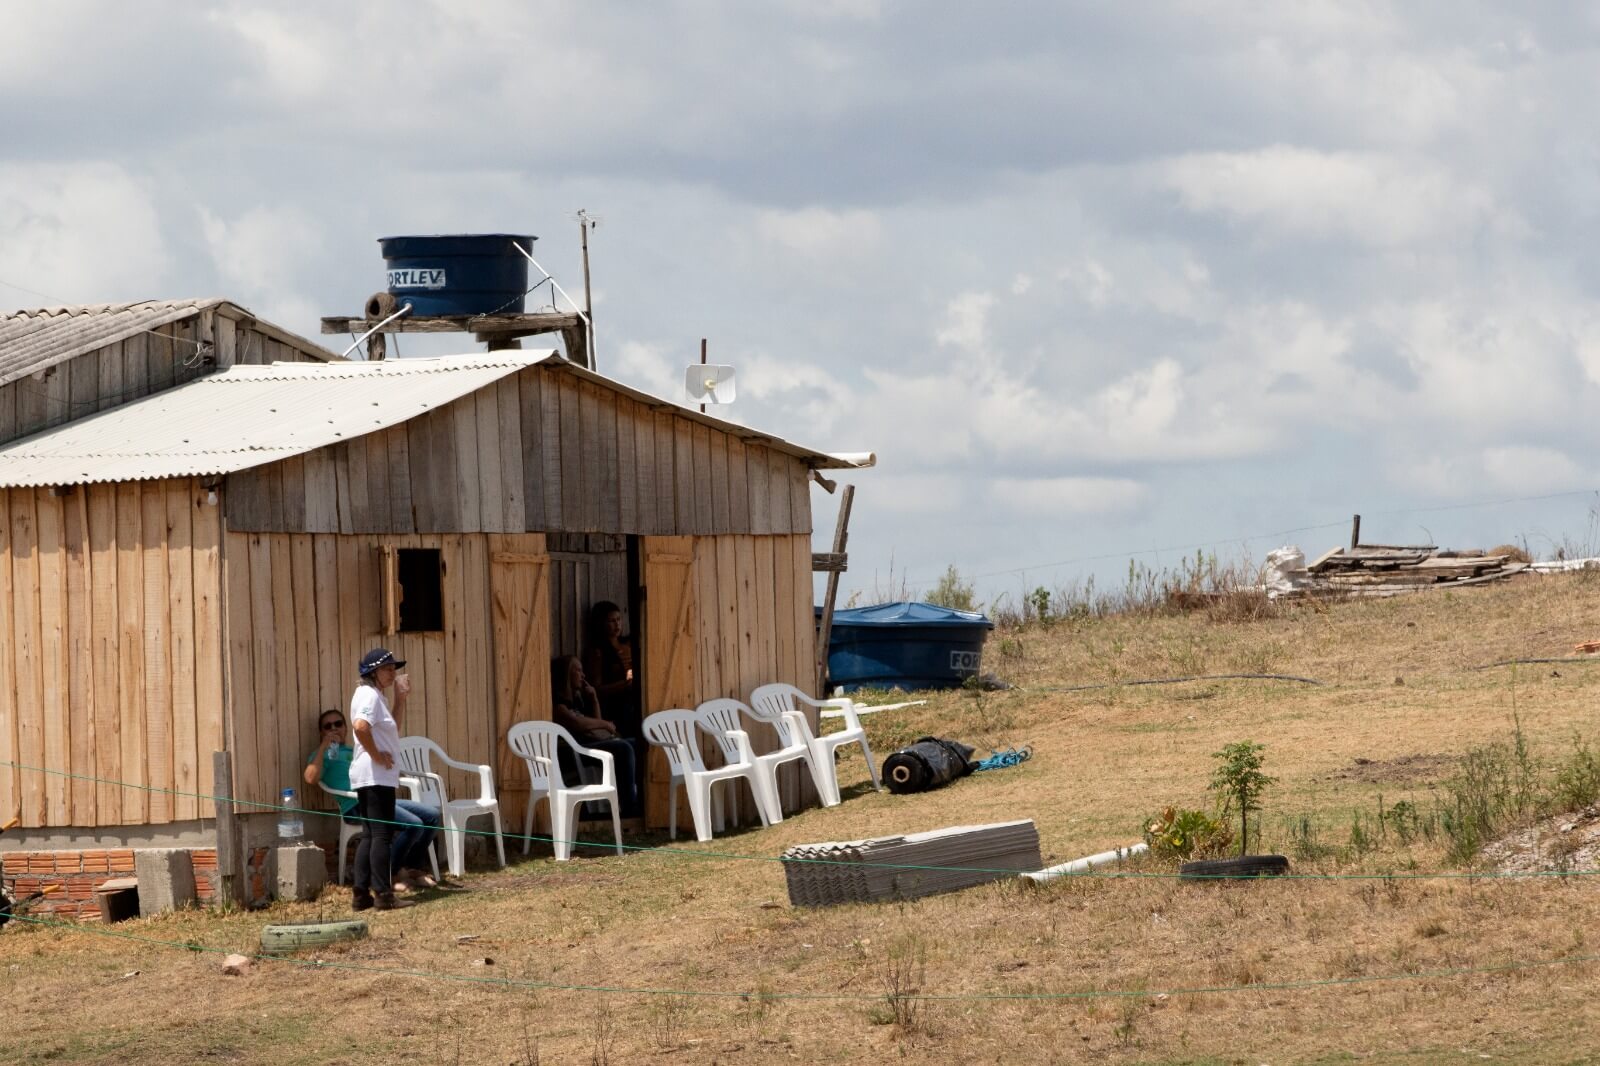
[0,349,870,851]
[0,298,338,447]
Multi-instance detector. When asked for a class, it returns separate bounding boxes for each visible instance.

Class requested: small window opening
[392,548,443,633]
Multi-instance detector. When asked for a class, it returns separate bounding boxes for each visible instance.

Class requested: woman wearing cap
[348,648,412,911]
[304,708,440,893]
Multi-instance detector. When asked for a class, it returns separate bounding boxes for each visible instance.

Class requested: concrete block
[133,849,197,917]
[274,844,327,902]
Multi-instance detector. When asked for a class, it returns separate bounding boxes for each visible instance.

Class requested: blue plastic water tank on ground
[379,234,535,317]
[823,601,995,692]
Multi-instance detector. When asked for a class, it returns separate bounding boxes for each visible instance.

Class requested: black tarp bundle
[883,736,977,794]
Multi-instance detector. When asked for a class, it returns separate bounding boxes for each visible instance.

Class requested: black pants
[353,785,397,895]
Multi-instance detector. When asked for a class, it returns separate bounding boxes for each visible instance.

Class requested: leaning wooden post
[1350,513,1362,551]
[212,751,243,907]
[815,484,855,695]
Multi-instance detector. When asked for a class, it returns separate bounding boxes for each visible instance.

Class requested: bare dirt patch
[1326,752,1456,785]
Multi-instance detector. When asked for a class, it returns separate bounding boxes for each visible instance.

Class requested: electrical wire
[6,910,1598,1004]
[1032,673,1323,694]
[5,760,1600,882]
[903,487,1600,587]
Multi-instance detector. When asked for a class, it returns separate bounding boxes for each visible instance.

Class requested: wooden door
[641,536,697,828]
[490,536,551,831]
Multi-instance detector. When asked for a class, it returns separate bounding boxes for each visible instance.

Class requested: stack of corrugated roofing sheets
[782,820,1041,907]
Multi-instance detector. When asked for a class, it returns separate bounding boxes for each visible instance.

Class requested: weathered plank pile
[782,820,1042,907]
[1295,544,1529,596]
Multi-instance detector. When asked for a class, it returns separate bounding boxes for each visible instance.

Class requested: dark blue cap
[358,648,405,676]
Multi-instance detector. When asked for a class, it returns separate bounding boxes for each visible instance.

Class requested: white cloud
[1480,445,1588,495]
[611,340,682,403]
[989,476,1147,516]
[1163,147,1512,247]
[935,291,996,353]
[753,207,882,257]
[0,163,168,302]
[199,204,324,298]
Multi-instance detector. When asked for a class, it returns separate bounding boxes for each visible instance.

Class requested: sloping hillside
[6,573,1600,1064]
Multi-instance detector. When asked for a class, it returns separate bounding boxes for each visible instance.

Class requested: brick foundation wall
[3,848,220,922]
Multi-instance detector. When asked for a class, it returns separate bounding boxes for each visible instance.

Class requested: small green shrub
[1551,735,1600,811]
[1209,740,1276,854]
[927,565,977,612]
[1143,805,1233,861]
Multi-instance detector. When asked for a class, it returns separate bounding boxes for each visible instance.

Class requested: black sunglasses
[321,719,346,731]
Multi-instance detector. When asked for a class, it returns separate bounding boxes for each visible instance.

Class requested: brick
[55,853,83,874]
[81,852,111,874]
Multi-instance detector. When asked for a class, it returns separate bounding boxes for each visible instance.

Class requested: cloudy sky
[6,1,1600,607]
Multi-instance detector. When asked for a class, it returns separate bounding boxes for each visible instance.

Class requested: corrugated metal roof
[0,350,873,488]
[0,352,552,488]
[0,298,337,388]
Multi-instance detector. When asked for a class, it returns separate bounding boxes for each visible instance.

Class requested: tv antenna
[686,338,736,411]
[575,210,600,370]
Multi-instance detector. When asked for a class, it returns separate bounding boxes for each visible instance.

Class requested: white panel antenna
[685,364,737,405]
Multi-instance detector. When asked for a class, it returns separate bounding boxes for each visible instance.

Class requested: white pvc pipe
[819,699,926,720]
[1022,842,1147,883]
[341,303,412,359]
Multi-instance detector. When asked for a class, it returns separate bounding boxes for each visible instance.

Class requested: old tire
[1179,855,1290,882]
[260,919,368,953]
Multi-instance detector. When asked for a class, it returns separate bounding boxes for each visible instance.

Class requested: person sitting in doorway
[551,655,643,819]
[584,600,640,736]
[304,706,441,894]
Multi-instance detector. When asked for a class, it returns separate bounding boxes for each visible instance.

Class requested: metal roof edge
[534,354,874,470]
[0,298,230,389]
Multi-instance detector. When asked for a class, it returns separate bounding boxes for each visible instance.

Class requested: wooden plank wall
[0,479,224,829]
[688,533,819,816]
[225,365,818,540]
[640,532,817,828]
[0,309,329,448]
[222,529,524,814]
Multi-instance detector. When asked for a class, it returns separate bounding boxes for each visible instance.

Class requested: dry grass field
[8,573,1600,1064]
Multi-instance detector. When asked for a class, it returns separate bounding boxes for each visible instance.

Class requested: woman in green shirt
[304,708,440,891]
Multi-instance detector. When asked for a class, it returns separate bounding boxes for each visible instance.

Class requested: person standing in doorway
[584,600,640,736]
[349,648,410,911]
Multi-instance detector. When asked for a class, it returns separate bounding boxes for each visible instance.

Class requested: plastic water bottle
[278,788,304,840]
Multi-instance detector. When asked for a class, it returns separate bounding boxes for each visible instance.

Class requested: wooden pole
[699,338,707,414]
[580,214,595,371]
[212,750,243,907]
[815,484,855,695]
[1350,514,1362,551]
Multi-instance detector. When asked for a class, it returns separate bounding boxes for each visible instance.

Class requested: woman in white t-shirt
[348,647,411,911]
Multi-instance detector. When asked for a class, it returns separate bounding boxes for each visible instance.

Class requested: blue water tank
[378,233,535,317]
[822,601,995,692]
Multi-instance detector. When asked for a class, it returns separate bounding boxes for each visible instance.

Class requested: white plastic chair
[642,709,772,842]
[750,683,881,806]
[394,737,506,878]
[506,721,623,862]
[696,698,807,823]
[318,777,441,885]
[317,781,365,886]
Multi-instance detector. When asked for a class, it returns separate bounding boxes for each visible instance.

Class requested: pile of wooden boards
[1291,544,1529,597]
[781,820,1042,907]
